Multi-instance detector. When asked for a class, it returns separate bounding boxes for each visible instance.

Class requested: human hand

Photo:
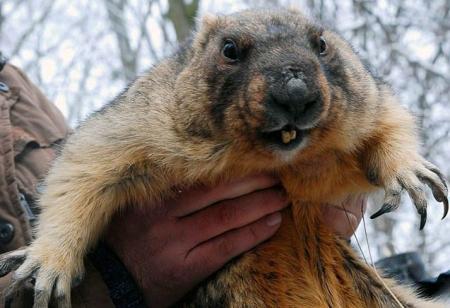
[106,174,288,307]
[321,195,367,239]
[106,177,367,307]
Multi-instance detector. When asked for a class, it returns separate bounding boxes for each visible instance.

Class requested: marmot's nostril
[287,66,302,78]
[287,78,307,99]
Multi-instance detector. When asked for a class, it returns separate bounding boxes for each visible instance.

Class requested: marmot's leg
[361,110,449,229]
[0,160,132,308]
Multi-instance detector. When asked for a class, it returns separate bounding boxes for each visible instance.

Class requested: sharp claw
[0,251,27,277]
[443,198,449,220]
[419,209,427,230]
[0,265,11,277]
[424,161,448,191]
[370,203,392,219]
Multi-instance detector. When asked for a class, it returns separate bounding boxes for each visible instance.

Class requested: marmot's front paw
[0,245,83,308]
[371,159,448,229]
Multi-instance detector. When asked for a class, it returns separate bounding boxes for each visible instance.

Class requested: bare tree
[103,0,200,82]
[167,0,199,42]
[104,0,139,81]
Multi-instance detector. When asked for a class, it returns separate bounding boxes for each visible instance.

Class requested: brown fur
[0,8,447,308]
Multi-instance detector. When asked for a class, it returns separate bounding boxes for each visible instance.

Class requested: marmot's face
[176,9,372,162]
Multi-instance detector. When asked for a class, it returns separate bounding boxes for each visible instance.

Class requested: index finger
[171,174,279,217]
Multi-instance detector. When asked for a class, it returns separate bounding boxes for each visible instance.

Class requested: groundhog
[0,8,448,308]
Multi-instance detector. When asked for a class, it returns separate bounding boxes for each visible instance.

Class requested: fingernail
[266,212,282,226]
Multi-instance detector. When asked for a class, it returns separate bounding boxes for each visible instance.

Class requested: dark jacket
[0,60,115,307]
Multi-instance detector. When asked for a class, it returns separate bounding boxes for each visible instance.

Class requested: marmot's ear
[198,13,220,31]
[192,13,221,51]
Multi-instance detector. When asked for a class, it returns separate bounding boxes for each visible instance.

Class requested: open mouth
[260,124,308,150]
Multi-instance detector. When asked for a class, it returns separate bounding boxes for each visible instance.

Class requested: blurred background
[1,0,449,276]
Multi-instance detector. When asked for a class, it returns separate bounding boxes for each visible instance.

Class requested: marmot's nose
[286,78,308,100]
[271,75,320,121]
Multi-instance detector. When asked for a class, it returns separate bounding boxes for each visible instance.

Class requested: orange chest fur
[280,150,374,203]
[221,208,369,308]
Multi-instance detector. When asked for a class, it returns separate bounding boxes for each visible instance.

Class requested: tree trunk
[166,0,199,42]
[104,0,137,81]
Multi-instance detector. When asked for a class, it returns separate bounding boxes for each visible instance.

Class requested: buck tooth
[290,130,297,140]
[281,130,291,144]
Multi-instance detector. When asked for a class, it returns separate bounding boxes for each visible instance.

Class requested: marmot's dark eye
[319,36,327,55]
[222,39,239,61]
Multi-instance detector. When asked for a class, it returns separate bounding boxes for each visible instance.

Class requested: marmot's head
[174,9,379,165]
